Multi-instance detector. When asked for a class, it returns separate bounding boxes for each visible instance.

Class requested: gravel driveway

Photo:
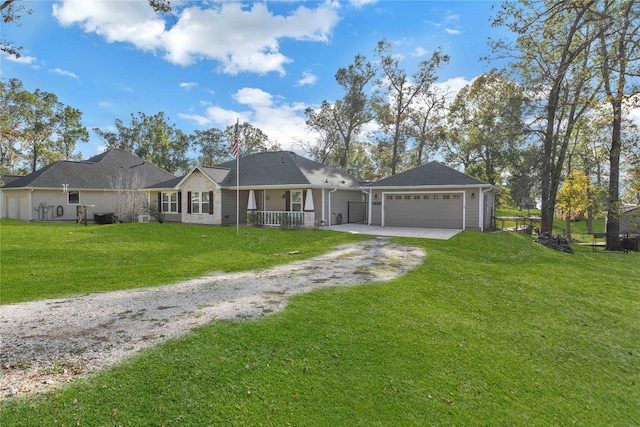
[1,237,424,399]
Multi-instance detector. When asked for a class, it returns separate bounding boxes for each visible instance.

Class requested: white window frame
[162,192,178,213]
[191,191,210,214]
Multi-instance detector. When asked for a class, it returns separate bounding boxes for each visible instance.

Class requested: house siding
[4,189,146,222]
[221,189,250,225]
[180,170,222,225]
[326,189,361,226]
[148,190,182,223]
[465,188,480,231]
[3,190,30,220]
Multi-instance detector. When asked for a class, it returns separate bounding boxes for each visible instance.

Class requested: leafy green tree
[595,0,640,250]
[190,128,228,166]
[373,38,449,175]
[18,88,61,172]
[1,78,88,172]
[0,78,26,173]
[505,144,543,210]
[54,105,89,161]
[300,101,343,166]
[491,0,602,234]
[93,117,138,152]
[304,54,378,170]
[136,112,191,173]
[94,112,190,173]
[405,84,449,168]
[223,122,280,158]
[557,170,592,240]
[444,70,528,185]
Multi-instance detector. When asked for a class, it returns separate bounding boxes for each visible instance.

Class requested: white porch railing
[248,210,305,227]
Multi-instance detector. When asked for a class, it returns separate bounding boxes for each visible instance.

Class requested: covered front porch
[227,188,319,228]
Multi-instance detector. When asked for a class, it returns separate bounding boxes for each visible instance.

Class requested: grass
[0,220,369,304]
[496,208,605,242]
[1,222,639,425]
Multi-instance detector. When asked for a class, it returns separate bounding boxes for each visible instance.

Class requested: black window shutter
[209,190,214,214]
[187,191,192,214]
[178,192,182,213]
[157,192,162,213]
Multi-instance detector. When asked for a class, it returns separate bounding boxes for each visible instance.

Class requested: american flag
[232,122,239,158]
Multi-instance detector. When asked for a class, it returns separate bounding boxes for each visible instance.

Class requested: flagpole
[235,119,239,236]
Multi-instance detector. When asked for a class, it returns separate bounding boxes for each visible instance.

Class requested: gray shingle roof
[0,175,23,186]
[1,149,175,190]
[367,161,488,187]
[199,166,231,184]
[216,151,360,188]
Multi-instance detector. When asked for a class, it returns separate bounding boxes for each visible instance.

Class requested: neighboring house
[144,151,364,227]
[0,149,176,222]
[364,161,498,231]
[0,175,22,220]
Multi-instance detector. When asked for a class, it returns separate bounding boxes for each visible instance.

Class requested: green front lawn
[0,220,369,304]
[1,221,639,425]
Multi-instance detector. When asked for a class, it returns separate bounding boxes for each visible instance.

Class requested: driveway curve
[1,237,424,399]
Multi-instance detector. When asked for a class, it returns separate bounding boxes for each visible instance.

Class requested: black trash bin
[94,213,115,224]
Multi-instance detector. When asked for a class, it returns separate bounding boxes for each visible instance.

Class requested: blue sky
[2,0,508,159]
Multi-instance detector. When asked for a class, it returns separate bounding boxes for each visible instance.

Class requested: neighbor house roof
[0,175,23,187]
[1,149,176,190]
[367,161,490,188]
[215,151,361,189]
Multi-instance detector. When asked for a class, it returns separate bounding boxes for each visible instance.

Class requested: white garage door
[384,193,463,228]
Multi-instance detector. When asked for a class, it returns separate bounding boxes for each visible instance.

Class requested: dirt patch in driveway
[0,237,424,400]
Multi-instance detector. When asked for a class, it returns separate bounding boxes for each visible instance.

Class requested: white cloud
[433,76,472,105]
[53,0,340,75]
[177,113,213,126]
[296,71,318,86]
[53,1,164,51]
[118,83,134,93]
[411,47,428,57]
[180,87,308,150]
[349,0,378,7]
[50,68,79,79]
[4,53,37,64]
[445,28,461,35]
[180,82,198,91]
[98,101,112,108]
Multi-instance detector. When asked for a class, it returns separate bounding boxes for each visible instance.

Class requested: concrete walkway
[327,223,462,240]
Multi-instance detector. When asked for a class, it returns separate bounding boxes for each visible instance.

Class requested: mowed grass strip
[1,229,638,425]
[0,220,370,304]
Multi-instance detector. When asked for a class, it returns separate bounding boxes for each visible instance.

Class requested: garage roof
[367,161,488,187]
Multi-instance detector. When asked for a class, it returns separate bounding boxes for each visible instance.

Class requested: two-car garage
[382,192,464,229]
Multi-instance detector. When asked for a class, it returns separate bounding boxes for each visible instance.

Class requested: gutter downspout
[328,188,337,226]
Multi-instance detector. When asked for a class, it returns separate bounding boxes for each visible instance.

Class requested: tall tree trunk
[605,99,622,250]
[540,84,561,234]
